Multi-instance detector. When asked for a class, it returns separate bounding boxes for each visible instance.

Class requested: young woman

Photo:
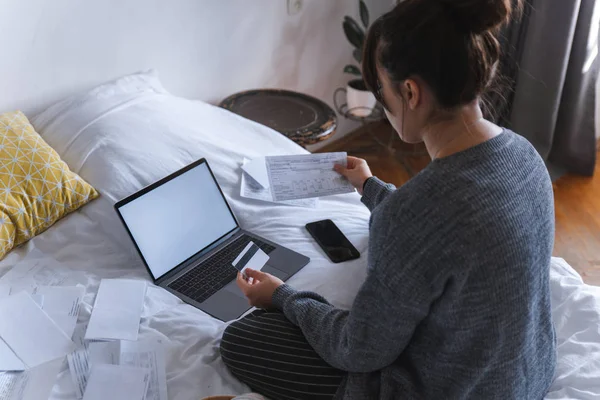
[220,0,556,398]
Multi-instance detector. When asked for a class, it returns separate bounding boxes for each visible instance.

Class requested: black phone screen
[305,219,360,263]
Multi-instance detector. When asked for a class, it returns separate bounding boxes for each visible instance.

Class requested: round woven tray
[220,89,337,147]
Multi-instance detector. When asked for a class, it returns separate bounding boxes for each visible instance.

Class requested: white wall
[0,0,391,150]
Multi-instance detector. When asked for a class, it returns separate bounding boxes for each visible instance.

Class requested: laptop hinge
[155,227,242,285]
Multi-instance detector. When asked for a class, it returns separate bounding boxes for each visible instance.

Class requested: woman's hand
[236,269,284,309]
[334,156,373,195]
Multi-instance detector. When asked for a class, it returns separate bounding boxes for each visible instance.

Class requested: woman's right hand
[334,156,373,195]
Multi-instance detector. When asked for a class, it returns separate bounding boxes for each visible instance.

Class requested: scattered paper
[67,349,90,399]
[0,256,84,294]
[88,342,120,366]
[85,279,147,341]
[69,340,121,399]
[82,364,150,400]
[0,371,21,400]
[0,338,24,372]
[120,340,168,400]
[241,159,318,208]
[241,157,269,188]
[79,340,167,400]
[266,152,355,201]
[34,286,85,338]
[0,359,63,400]
[0,292,75,368]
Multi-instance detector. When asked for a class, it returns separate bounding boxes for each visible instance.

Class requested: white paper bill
[266,152,355,201]
[82,364,149,400]
[0,359,63,400]
[241,159,318,208]
[68,340,122,399]
[88,342,120,366]
[0,371,21,400]
[0,255,86,294]
[34,286,85,338]
[84,340,167,400]
[67,349,89,399]
[0,292,75,368]
[120,340,168,400]
[85,279,147,341]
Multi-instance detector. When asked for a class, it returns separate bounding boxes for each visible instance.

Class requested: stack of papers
[0,358,64,400]
[0,286,85,354]
[0,292,76,369]
[69,339,167,400]
[0,256,85,400]
[0,285,83,400]
[0,262,157,400]
[65,279,161,400]
[240,152,355,206]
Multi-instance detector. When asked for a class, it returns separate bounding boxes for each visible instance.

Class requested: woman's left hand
[236,268,284,309]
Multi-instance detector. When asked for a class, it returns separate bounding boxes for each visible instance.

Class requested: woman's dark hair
[363,0,523,110]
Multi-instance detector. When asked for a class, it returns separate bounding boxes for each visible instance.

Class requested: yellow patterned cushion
[0,111,98,258]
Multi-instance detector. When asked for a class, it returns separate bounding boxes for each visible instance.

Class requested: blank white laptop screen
[118,162,238,280]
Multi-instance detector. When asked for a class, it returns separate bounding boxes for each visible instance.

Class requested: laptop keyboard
[167,235,275,304]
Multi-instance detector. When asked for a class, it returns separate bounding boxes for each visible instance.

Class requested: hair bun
[438,0,516,34]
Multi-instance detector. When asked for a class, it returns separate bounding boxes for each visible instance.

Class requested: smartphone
[305,219,360,263]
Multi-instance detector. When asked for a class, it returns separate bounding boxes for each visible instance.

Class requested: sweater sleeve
[361,177,396,211]
[272,251,432,373]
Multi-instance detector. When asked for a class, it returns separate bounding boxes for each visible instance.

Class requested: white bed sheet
[0,71,596,399]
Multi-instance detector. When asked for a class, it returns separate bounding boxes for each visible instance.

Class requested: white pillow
[30,70,309,245]
[32,70,168,161]
[31,70,302,202]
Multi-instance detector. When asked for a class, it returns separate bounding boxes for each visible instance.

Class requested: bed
[0,71,599,399]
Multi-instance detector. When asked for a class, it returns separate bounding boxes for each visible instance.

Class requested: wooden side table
[219,89,337,148]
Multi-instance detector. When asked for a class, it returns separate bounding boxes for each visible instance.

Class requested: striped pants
[220,310,346,400]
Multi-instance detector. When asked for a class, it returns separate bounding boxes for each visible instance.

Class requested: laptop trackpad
[224,280,246,299]
[223,264,290,299]
[262,264,289,281]
[201,288,251,322]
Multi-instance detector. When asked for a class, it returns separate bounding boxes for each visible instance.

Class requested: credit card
[232,242,269,276]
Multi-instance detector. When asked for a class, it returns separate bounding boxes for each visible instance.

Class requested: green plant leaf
[344,65,362,76]
[359,0,369,28]
[353,48,362,64]
[343,16,365,50]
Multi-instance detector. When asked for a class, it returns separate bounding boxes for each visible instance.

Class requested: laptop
[114,158,310,321]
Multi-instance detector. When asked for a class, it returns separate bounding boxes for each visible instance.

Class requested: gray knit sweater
[273,131,556,399]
